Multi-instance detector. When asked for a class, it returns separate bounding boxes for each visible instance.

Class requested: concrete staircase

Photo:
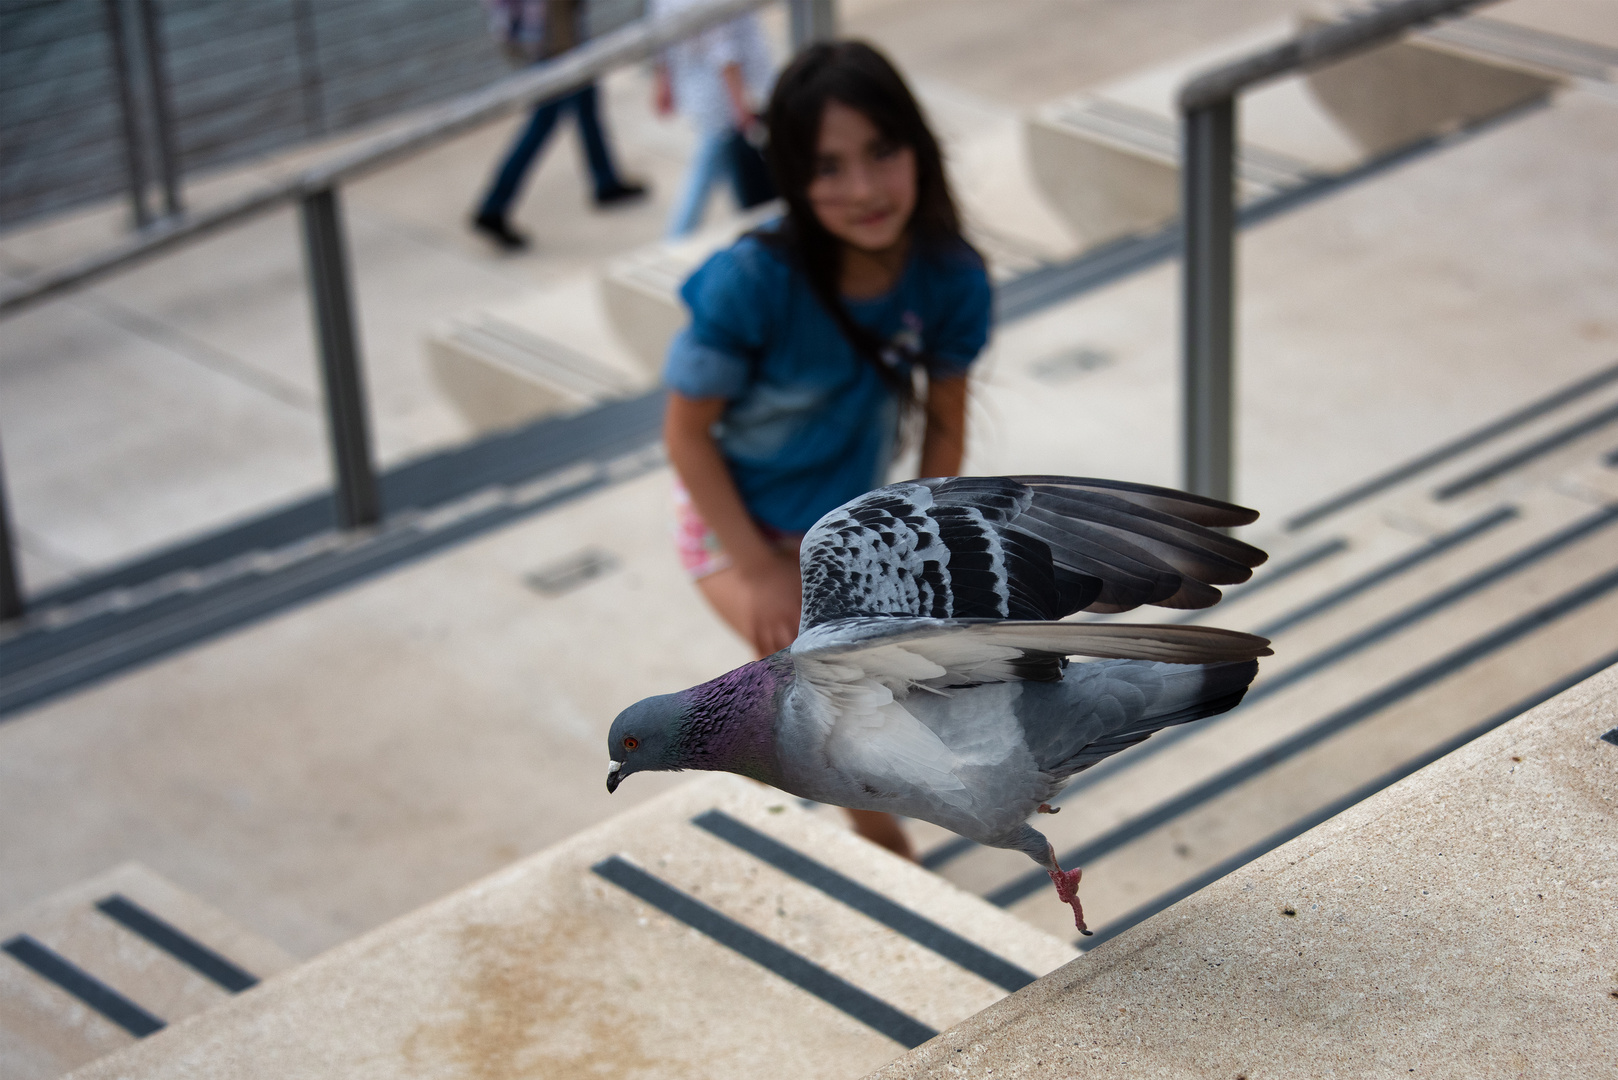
[24,361,1615,1079]
[910,359,1618,944]
[6,10,1615,1076]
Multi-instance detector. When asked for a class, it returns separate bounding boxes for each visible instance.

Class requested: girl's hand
[738,551,802,656]
[653,65,675,116]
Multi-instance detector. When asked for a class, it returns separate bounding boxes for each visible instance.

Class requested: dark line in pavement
[1433,401,1618,501]
[692,810,1035,993]
[1075,647,1618,950]
[30,391,668,609]
[1286,359,1618,530]
[1253,504,1518,638]
[1244,504,1618,709]
[95,894,258,993]
[1170,537,1350,623]
[0,451,662,719]
[591,856,936,1048]
[986,563,1618,908]
[3,934,166,1037]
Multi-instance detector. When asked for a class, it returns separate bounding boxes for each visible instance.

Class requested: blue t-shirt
[663,231,992,532]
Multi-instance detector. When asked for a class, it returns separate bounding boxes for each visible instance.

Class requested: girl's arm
[653,62,674,116]
[720,62,753,129]
[664,391,802,654]
[917,373,969,479]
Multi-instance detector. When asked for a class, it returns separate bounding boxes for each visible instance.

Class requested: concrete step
[56,776,1075,1080]
[1024,13,1559,250]
[597,204,779,376]
[425,276,654,436]
[0,864,295,1080]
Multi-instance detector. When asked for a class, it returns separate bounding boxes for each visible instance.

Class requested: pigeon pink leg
[1043,846,1089,935]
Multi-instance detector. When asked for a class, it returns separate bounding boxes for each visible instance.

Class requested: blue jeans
[666,129,736,239]
[478,83,623,219]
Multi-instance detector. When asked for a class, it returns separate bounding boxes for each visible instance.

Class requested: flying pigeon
[607,475,1271,933]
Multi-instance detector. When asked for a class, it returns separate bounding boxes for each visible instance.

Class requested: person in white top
[651,0,777,238]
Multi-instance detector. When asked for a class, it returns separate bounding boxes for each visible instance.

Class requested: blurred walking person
[473,0,647,251]
[651,0,776,238]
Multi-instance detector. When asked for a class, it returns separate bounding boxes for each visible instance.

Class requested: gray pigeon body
[607,476,1272,931]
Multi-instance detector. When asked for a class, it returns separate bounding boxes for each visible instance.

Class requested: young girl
[662,42,992,858]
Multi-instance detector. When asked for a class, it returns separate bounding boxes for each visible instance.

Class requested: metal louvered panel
[0,0,519,230]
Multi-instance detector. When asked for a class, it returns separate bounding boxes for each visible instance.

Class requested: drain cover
[524,548,619,596]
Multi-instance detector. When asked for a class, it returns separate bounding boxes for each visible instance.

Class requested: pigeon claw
[1036,803,1060,814]
[1049,866,1090,936]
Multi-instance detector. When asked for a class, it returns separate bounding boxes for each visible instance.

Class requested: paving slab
[866,662,1618,1079]
[58,775,1076,1080]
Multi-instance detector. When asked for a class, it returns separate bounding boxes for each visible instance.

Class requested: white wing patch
[793,651,1036,824]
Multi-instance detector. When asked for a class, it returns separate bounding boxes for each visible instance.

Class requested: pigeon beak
[606,759,623,794]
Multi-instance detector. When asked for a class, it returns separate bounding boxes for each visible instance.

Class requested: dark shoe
[472,212,529,251]
[593,180,648,208]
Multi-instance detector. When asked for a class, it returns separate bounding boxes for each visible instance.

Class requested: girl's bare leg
[844,808,915,860]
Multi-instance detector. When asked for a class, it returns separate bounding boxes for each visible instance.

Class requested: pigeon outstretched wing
[797,475,1267,631]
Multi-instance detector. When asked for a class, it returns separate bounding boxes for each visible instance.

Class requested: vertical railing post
[789,0,837,52]
[0,444,23,622]
[299,187,380,529]
[103,0,152,229]
[1180,97,1237,503]
[135,0,182,218]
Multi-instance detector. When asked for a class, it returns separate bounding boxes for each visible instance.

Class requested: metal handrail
[0,0,807,621]
[0,0,772,318]
[1176,0,1490,501]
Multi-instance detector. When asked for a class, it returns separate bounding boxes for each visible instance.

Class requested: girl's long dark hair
[761,41,972,415]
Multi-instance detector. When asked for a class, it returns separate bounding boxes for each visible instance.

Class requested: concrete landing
[866,663,1618,1079]
[61,776,1075,1080]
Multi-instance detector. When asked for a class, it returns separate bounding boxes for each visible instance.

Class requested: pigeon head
[605,691,688,792]
[606,657,788,793]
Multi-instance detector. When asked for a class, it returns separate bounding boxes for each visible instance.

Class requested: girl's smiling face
[806,99,917,254]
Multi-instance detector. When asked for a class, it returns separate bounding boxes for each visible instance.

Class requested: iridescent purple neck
[676,655,790,785]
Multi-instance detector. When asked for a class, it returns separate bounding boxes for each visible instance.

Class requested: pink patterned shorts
[673,481,803,580]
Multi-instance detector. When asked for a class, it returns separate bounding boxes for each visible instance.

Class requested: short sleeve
[662,242,774,400]
[922,251,992,376]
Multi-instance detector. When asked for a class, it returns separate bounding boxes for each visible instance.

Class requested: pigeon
[607,475,1272,933]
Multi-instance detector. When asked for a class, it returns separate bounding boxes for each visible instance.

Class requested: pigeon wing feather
[797,476,1267,630]
[792,616,1272,692]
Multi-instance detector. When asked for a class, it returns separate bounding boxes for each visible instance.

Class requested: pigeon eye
[622,736,639,751]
